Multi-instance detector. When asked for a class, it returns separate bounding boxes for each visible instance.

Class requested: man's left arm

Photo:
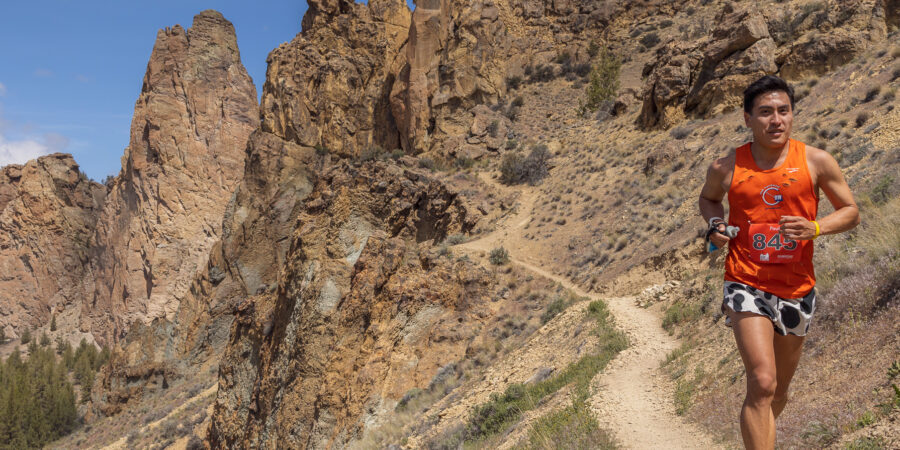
[780,148,860,241]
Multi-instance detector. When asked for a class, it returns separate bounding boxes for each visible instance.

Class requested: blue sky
[0,1,415,181]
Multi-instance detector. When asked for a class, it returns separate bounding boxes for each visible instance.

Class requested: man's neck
[750,139,790,169]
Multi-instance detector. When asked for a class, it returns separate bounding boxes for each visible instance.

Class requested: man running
[698,75,860,450]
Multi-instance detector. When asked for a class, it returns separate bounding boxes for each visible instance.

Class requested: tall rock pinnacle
[86,10,258,343]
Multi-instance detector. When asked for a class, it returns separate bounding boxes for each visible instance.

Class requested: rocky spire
[85,10,258,343]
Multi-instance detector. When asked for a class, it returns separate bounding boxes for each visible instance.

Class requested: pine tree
[50,315,57,332]
[0,327,6,345]
[40,332,50,347]
[62,343,75,371]
[0,345,77,447]
[19,328,31,345]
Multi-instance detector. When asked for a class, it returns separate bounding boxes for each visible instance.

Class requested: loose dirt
[458,172,721,449]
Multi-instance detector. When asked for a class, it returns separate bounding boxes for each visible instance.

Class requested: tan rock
[261,0,411,158]
[207,159,482,448]
[0,154,105,338]
[639,0,889,129]
[86,10,258,343]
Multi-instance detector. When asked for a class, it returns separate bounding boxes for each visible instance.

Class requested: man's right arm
[699,156,732,248]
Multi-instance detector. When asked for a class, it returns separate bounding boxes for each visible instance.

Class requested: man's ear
[743,111,751,127]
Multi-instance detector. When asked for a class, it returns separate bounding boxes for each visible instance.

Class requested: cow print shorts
[722,281,816,337]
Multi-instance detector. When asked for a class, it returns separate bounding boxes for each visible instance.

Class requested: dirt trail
[458,173,721,449]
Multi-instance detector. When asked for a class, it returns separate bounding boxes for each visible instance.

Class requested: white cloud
[0,135,52,167]
[0,93,70,167]
[0,132,67,167]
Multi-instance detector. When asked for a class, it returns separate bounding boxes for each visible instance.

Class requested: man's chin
[758,135,789,149]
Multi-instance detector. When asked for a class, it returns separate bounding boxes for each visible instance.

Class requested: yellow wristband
[812,220,820,239]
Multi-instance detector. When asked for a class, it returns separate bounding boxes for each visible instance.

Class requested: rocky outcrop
[208,159,483,448]
[259,0,410,158]
[639,1,888,129]
[0,154,105,339]
[85,10,258,343]
[639,6,777,129]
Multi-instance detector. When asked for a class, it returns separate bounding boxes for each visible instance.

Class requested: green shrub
[579,49,621,114]
[555,52,572,65]
[662,301,703,332]
[20,328,31,344]
[486,120,500,138]
[444,234,466,245]
[846,436,887,450]
[870,176,894,205]
[529,64,556,83]
[506,75,523,90]
[587,40,600,58]
[463,299,627,443]
[499,144,552,185]
[489,247,510,265]
[640,32,661,48]
[862,87,881,103]
[541,296,569,324]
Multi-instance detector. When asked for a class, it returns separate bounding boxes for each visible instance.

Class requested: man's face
[744,90,793,150]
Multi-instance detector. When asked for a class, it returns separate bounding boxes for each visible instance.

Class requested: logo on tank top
[761,184,783,206]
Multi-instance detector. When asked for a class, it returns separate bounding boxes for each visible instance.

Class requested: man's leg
[771,332,805,419]
[730,310,777,450]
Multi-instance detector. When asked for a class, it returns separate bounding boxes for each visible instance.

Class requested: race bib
[747,223,800,264]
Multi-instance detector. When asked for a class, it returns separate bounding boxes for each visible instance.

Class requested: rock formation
[259,0,410,158]
[639,1,890,129]
[0,154,105,339]
[208,159,483,448]
[85,10,258,343]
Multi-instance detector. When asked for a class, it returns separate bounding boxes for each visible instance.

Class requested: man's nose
[772,111,784,126]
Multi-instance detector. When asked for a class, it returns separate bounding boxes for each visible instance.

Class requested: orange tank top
[725,139,818,298]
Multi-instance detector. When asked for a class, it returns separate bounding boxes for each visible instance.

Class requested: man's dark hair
[743,75,795,114]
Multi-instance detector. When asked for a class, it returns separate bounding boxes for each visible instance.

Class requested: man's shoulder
[802,142,839,170]
[708,148,738,176]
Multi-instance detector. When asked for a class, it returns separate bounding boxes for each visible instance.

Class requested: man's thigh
[728,310,777,379]
[772,332,805,395]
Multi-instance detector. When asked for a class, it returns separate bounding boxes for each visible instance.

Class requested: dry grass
[348,268,580,448]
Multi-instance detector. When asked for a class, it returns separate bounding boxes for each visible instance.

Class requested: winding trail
[456,173,721,449]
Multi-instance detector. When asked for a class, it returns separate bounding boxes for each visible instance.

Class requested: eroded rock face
[208,159,482,448]
[259,0,411,158]
[639,6,776,129]
[639,1,888,129]
[0,154,105,338]
[86,10,258,343]
[776,0,887,78]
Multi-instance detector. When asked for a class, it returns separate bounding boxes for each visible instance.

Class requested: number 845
[752,233,798,250]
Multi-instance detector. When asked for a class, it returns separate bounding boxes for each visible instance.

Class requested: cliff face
[639,0,890,128]
[0,155,105,338]
[207,160,483,448]
[85,10,258,343]
[259,0,410,158]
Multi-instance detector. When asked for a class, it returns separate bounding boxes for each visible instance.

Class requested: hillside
[0,0,896,449]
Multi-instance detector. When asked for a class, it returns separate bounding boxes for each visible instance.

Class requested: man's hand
[708,223,730,248]
[779,216,816,241]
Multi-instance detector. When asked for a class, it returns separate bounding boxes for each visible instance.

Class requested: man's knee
[747,371,777,401]
[772,391,789,406]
